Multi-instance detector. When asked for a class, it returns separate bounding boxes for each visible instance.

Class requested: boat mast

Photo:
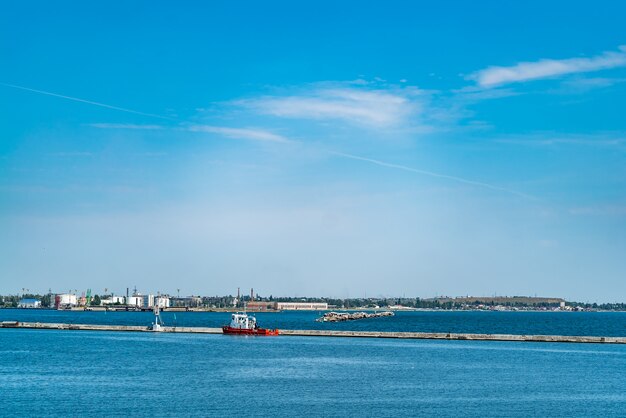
[152,304,164,331]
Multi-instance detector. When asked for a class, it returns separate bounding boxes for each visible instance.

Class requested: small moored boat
[222,312,279,336]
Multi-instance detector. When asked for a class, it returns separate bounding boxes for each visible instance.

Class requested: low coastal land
[3,294,625,312]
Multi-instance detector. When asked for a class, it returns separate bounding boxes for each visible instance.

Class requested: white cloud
[237,84,427,128]
[469,46,626,88]
[188,125,289,143]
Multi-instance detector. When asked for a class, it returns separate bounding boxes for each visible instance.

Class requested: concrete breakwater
[316,311,394,322]
[280,329,626,344]
[2,321,625,344]
[1,321,223,334]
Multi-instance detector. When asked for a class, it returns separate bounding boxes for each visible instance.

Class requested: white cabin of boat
[229,312,257,330]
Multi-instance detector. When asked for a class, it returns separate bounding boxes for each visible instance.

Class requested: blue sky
[1,1,625,301]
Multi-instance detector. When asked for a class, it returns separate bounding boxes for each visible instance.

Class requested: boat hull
[222,326,279,336]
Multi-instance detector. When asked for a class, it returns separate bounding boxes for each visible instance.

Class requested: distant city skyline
[1,286,574,302]
[1,1,625,302]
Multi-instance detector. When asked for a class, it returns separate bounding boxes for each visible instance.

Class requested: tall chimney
[251,288,254,301]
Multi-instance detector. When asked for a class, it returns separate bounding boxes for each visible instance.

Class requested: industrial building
[93,293,171,308]
[126,295,143,307]
[101,296,126,305]
[170,296,202,308]
[275,302,328,310]
[155,296,170,308]
[18,298,41,308]
[141,294,154,308]
[245,301,329,311]
[246,301,277,311]
[53,294,78,308]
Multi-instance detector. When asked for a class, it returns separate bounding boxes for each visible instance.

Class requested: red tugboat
[222,312,279,336]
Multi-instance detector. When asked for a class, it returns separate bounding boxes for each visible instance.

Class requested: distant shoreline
[2,307,625,313]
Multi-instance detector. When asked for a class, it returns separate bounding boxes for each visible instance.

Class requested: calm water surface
[1,310,625,417]
[2,309,625,336]
[1,328,625,417]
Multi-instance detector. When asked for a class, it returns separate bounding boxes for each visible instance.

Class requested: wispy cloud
[134,152,168,157]
[569,205,626,216]
[452,86,520,100]
[331,151,536,199]
[47,152,94,157]
[88,121,289,143]
[469,46,626,88]
[538,239,558,248]
[88,123,165,130]
[237,83,428,128]
[0,82,176,121]
[557,76,626,94]
[188,125,290,143]
[4,81,538,199]
[495,132,626,147]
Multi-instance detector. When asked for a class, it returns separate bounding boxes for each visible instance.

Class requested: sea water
[2,309,626,336]
[1,311,625,417]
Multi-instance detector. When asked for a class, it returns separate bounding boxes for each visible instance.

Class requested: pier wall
[1,322,624,344]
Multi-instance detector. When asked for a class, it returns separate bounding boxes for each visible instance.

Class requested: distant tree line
[566,301,626,310]
[0,293,51,308]
[2,293,626,311]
